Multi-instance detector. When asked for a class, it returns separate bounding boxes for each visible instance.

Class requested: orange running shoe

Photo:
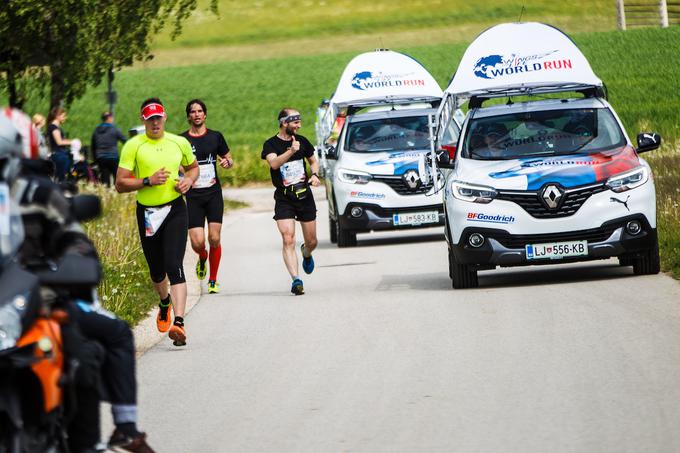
[156,303,172,333]
[169,323,186,347]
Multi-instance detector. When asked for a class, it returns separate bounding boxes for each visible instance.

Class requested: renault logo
[541,184,564,209]
[402,170,421,190]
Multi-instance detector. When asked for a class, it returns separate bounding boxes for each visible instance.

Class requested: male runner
[261,108,320,295]
[116,98,198,347]
[180,99,233,293]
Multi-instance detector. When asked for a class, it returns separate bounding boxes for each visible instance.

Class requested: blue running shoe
[301,244,315,274]
[291,278,304,295]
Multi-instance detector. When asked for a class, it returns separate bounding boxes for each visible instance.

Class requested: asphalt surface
[107,186,680,453]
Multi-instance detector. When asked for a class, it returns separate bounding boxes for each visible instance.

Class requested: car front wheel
[632,241,661,275]
[329,214,338,244]
[449,246,478,289]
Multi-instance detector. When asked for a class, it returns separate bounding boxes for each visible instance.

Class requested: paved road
[131,187,680,453]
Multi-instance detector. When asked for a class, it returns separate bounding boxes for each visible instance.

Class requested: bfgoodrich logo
[351,71,426,91]
[473,50,571,80]
[467,212,515,224]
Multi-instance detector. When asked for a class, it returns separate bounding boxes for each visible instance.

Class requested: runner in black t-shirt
[261,108,321,295]
[181,99,234,294]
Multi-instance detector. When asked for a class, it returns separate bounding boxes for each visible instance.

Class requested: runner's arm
[306,154,321,186]
[264,148,294,170]
[115,167,171,193]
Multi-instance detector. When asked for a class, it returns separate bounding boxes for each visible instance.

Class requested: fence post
[617,0,627,30]
[660,0,669,27]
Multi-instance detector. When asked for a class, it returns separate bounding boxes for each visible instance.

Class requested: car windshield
[462,107,626,160]
[346,115,432,153]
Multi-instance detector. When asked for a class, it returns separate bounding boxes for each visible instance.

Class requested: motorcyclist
[1,110,155,453]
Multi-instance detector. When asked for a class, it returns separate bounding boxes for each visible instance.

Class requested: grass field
[153,0,616,49]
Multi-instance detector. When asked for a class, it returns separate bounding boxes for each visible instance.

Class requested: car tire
[337,221,357,248]
[448,246,478,289]
[632,241,661,275]
[329,214,338,244]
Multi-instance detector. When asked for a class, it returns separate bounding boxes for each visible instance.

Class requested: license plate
[392,211,439,226]
[526,240,588,260]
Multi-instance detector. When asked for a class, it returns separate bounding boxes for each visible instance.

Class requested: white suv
[434,22,661,288]
[325,106,459,246]
[317,49,459,247]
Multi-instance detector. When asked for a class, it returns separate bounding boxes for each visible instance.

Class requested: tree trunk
[50,59,66,111]
[6,65,19,108]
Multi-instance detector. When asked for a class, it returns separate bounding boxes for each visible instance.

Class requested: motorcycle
[0,180,102,453]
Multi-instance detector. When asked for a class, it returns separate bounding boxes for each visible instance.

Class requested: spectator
[47,106,79,182]
[91,111,127,186]
[31,113,49,158]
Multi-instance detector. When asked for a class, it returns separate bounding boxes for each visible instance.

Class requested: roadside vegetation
[80,184,247,325]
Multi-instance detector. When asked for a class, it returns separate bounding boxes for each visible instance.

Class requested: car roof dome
[330,49,443,108]
[445,22,603,99]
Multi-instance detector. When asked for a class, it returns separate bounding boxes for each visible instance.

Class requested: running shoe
[196,259,207,280]
[208,280,220,294]
[291,278,304,295]
[169,323,186,347]
[156,302,172,333]
[108,428,156,453]
[301,244,315,274]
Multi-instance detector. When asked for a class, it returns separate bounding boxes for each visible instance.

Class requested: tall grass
[647,145,680,279]
[79,185,158,325]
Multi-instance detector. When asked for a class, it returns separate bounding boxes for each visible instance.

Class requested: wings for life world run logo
[473,50,572,80]
[351,71,426,91]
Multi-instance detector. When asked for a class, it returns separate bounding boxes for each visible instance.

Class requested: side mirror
[636,132,661,153]
[325,145,338,160]
[436,144,457,169]
[71,194,101,222]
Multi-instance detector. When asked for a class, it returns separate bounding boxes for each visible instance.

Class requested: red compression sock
[198,249,208,262]
[209,245,221,281]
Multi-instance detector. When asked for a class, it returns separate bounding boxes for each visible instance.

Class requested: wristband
[311,173,319,178]
[142,177,151,187]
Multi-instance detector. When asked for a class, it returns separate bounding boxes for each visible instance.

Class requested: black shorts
[273,191,317,222]
[135,196,188,285]
[186,189,224,229]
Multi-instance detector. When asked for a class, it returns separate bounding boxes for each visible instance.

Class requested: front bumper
[449,214,656,268]
[338,202,445,232]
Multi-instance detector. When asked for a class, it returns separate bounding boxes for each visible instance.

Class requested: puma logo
[610,195,630,211]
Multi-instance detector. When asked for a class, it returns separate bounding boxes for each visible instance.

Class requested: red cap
[141,103,165,120]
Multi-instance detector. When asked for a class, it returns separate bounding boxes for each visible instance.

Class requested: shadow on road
[317,231,445,250]
[376,272,452,291]
[478,261,635,289]
[375,262,636,292]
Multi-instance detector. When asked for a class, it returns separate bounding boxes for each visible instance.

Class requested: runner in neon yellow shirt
[116,98,198,347]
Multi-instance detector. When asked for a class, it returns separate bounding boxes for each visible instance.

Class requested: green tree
[0,0,218,109]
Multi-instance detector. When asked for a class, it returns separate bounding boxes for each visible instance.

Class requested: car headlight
[606,166,649,193]
[0,297,24,351]
[337,168,372,185]
[450,181,497,204]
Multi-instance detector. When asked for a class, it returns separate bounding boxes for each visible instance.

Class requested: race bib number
[280,160,305,187]
[194,163,217,189]
[144,205,172,237]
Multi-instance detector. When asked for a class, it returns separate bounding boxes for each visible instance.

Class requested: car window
[346,116,431,152]
[462,107,626,160]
